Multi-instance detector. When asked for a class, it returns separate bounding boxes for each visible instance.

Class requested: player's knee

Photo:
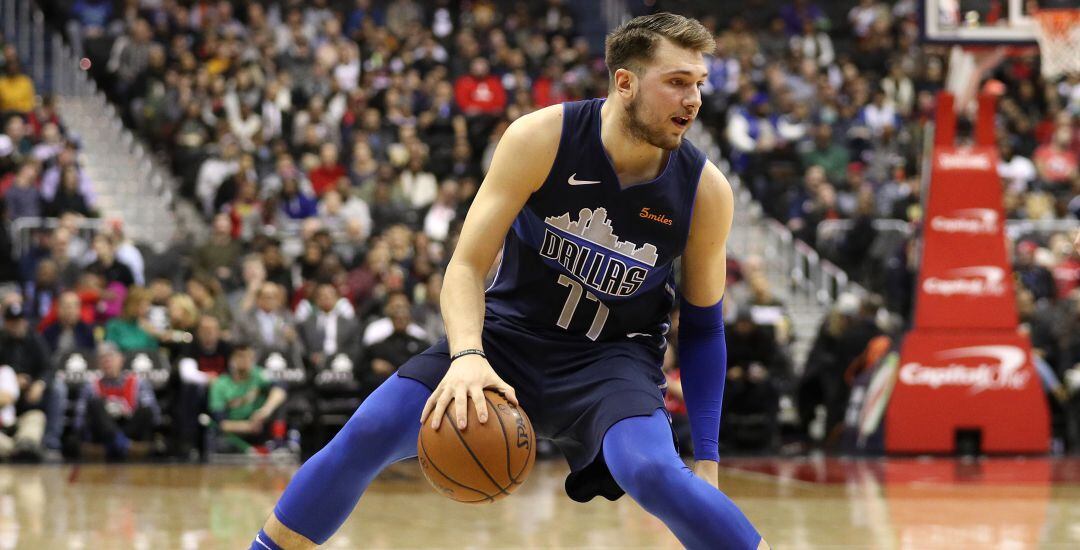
[338,410,409,458]
[335,403,419,463]
[609,454,686,509]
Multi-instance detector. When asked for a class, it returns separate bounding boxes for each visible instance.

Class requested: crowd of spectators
[0,41,99,227]
[0,0,615,461]
[0,1,1076,459]
[1,33,105,459]
[695,0,1079,450]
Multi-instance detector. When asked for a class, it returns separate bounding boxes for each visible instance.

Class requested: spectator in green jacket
[104,287,159,351]
[208,342,287,453]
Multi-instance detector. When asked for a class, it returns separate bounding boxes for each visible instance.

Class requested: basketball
[418,390,536,503]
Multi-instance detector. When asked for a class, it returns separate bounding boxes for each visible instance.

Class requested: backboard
[922,0,1039,44]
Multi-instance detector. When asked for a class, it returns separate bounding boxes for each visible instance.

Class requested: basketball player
[252,13,766,550]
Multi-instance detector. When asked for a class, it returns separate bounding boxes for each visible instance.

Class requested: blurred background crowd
[0,0,1076,462]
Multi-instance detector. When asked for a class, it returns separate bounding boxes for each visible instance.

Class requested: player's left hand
[692,460,719,489]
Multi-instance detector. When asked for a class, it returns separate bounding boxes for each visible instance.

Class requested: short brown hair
[121,287,151,320]
[604,13,715,80]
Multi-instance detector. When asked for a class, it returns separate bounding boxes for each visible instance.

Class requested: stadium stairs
[686,124,854,372]
[5,0,200,247]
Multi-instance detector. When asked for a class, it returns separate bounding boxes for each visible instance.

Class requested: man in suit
[298,283,362,370]
[41,290,96,356]
[232,282,304,368]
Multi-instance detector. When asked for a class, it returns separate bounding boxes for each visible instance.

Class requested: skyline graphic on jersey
[545,207,659,267]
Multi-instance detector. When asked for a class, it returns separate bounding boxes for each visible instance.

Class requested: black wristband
[450,348,486,362]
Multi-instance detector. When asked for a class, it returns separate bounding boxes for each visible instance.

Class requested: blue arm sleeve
[677,297,726,462]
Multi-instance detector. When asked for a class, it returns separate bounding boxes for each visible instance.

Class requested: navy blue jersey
[485,98,707,343]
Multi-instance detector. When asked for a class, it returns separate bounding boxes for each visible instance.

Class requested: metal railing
[817,218,1080,245]
[1,0,179,242]
[3,0,66,96]
[10,216,106,257]
[1002,219,1080,242]
[725,180,864,311]
[761,217,861,307]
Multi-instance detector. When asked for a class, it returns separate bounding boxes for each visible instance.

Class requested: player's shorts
[397,313,672,503]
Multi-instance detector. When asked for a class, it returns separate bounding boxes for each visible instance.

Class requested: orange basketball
[418,390,536,503]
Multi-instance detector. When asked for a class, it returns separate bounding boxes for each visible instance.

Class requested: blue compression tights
[603,409,762,550]
[271,373,430,545]
[259,378,760,549]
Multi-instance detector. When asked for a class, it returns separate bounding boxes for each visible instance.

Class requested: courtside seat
[57,351,94,388]
[260,352,306,389]
[125,350,171,392]
[307,353,366,455]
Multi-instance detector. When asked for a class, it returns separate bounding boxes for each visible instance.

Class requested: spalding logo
[498,403,531,449]
[922,266,1006,297]
[899,345,1029,394]
[512,405,531,449]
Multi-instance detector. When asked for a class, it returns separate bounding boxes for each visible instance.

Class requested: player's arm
[421,106,563,431]
[678,161,735,488]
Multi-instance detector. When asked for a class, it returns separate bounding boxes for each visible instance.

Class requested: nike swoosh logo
[568,173,601,186]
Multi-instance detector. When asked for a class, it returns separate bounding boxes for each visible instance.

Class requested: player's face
[624,40,707,150]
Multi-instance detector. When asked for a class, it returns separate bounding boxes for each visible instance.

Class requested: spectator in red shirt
[1034,127,1078,186]
[1054,233,1080,299]
[74,342,159,460]
[25,95,62,139]
[224,176,264,241]
[37,271,105,329]
[454,58,506,116]
[532,61,571,108]
[308,142,346,197]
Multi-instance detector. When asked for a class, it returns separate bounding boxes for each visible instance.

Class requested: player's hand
[692,460,719,489]
[421,354,518,431]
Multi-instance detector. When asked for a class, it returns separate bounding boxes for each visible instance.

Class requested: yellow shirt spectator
[0,69,35,113]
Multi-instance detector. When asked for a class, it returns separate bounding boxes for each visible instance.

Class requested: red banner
[914,144,1017,330]
[887,93,1049,453]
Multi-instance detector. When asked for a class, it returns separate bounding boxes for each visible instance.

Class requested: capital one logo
[900,346,1029,394]
[930,208,998,235]
[938,151,992,170]
[922,266,1005,297]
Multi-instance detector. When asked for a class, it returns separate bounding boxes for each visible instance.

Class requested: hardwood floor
[2,456,1079,548]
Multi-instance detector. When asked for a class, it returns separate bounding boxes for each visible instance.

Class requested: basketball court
[0,0,1077,548]
[2,457,1078,548]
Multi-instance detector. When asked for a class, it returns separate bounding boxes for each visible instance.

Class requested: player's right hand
[421,354,519,431]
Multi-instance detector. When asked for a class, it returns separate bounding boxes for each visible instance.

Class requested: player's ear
[613,67,637,100]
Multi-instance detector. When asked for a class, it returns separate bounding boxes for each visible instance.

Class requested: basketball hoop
[1032,8,1080,78]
